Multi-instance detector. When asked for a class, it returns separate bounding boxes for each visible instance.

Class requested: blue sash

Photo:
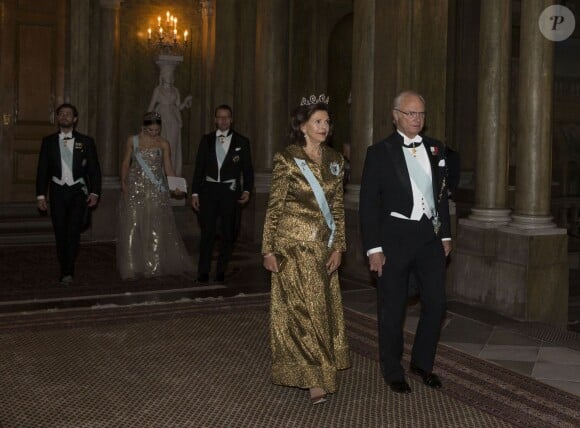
[402,147,435,215]
[133,136,167,193]
[294,158,335,247]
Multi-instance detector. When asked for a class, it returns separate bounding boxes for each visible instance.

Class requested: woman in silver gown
[116,112,194,280]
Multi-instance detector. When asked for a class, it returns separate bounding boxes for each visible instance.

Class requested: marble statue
[148,64,192,176]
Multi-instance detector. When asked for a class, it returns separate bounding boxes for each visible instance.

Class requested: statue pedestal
[451,219,569,326]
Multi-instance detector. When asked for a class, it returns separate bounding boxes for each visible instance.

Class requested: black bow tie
[62,136,73,140]
[403,141,422,148]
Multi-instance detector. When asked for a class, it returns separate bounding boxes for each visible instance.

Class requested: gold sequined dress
[116,136,194,280]
[262,144,350,393]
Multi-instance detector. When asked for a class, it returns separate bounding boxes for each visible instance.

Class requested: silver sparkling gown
[116,137,194,280]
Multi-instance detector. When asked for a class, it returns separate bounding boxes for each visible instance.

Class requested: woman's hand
[170,188,184,198]
[326,250,342,274]
[263,253,279,272]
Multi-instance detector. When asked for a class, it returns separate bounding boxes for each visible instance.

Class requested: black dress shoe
[410,364,442,389]
[214,273,225,284]
[58,275,73,286]
[197,274,209,284]
[389,379,412,394]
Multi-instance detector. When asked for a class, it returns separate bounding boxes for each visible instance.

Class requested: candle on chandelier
[166,11,170,22]
[157,16,161,27]
[147,28,152,40]
[184,30,188,42]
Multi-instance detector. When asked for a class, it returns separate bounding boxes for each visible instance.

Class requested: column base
[342,199,374,284]
[506,214,564,234]
[462,208,511,228]
[245,172,272,244]
[90,176,120,241]
[344,184,360,210]
[451,222,569,326]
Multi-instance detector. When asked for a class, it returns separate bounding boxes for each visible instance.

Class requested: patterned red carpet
[0,295,578,427]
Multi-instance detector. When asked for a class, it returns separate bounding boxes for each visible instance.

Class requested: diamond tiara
[300,93,330,106]
[144,111,162,121]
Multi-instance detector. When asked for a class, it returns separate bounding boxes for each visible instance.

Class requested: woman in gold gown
[262,97,350,405]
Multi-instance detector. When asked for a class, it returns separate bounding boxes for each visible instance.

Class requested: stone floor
[2,239,580,398]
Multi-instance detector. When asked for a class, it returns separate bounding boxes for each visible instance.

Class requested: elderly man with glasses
[359,90,452,394]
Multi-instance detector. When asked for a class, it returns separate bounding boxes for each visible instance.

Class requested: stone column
[254,0,289,172]
[252,0,289,242]
[347,0,374,207]
[341,0,375,282]
[200,0,216,132]
[453,0,568,326]
[510,0,556,230]
[465,0,512,227]
[68,0,91,134]
[91,0,121,241]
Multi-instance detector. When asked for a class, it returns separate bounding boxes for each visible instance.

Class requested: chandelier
[147,10,188,55]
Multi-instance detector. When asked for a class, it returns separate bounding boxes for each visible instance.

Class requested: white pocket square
[235,147,241,151]
[438,159,445,167]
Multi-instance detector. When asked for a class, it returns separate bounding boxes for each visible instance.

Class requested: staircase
[0,203,55,245]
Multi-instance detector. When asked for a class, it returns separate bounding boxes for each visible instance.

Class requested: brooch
[430,146,439,156]
[74,142,84,150]
[232,155,240,163]
[329,161,340,176]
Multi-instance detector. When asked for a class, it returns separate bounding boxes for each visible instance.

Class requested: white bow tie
[60,133,73,140]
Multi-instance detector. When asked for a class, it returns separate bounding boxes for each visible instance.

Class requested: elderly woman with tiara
[116,111,194,280]
[262,94,350,405]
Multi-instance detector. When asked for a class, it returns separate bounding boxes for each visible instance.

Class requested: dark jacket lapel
[50,133,62,176]
[222,131,240,164]
[384,134,413,202]
[424,139,441,204]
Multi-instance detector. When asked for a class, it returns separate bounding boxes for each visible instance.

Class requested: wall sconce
[147,10,188,55]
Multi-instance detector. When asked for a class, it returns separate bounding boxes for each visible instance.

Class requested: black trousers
[376,215,447,382]
[197,182,239,276]
[49,182,87,278]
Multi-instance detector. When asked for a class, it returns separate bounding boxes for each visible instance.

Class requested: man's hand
[87,194,99,208]
[191,195,200,211]
[37,199,48,212]
[238,192,250,205]
[442,240,452,257]
[369,252,386,277]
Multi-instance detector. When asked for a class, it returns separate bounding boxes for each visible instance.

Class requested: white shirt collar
[216,130,230,137]
[397,130,422,145]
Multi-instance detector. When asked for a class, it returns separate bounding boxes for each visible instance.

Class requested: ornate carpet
[0,243,198,301]
[0,295,578,427]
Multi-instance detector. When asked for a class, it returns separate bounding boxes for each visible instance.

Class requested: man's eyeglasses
[394,109,426,119]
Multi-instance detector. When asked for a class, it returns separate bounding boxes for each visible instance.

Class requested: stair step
[0,233,55,245]
[0,202,41,219]
[0,219,53,234]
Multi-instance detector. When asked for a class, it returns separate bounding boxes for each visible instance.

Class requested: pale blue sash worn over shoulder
[133,135,167,193]
[56,138,86,192]
[402,147,435,215]
[294,157,335,247]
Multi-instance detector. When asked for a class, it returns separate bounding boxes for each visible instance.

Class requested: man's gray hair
[392,91,426,109]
